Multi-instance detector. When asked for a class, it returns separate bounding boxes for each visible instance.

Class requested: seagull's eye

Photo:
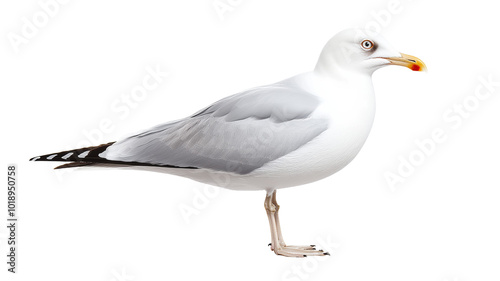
[361,40,374,50]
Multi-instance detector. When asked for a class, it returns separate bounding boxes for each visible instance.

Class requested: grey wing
[100,84,329,175]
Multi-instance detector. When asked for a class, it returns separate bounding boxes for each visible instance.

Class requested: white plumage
[31,28,426,257]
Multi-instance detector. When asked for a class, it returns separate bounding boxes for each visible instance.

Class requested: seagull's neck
[298,68,376,127]
[305,67,374,100]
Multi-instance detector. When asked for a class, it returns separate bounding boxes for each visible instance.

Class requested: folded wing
[100,84,329,175]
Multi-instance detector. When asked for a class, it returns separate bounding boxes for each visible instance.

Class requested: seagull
[30,29,426,257]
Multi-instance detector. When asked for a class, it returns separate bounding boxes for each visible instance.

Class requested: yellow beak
[384,53,427,72]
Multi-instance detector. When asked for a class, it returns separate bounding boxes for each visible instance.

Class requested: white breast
[248,74,375,188]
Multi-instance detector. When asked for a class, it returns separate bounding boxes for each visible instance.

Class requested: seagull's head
[315,28,427,77]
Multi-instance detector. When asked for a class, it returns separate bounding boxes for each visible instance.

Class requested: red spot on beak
[411,64,421,71]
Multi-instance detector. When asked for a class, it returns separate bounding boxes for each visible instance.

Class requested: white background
[1,1,499,281]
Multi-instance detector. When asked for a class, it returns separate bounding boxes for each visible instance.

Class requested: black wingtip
[29,142,115,164]
[29,141,199,170]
